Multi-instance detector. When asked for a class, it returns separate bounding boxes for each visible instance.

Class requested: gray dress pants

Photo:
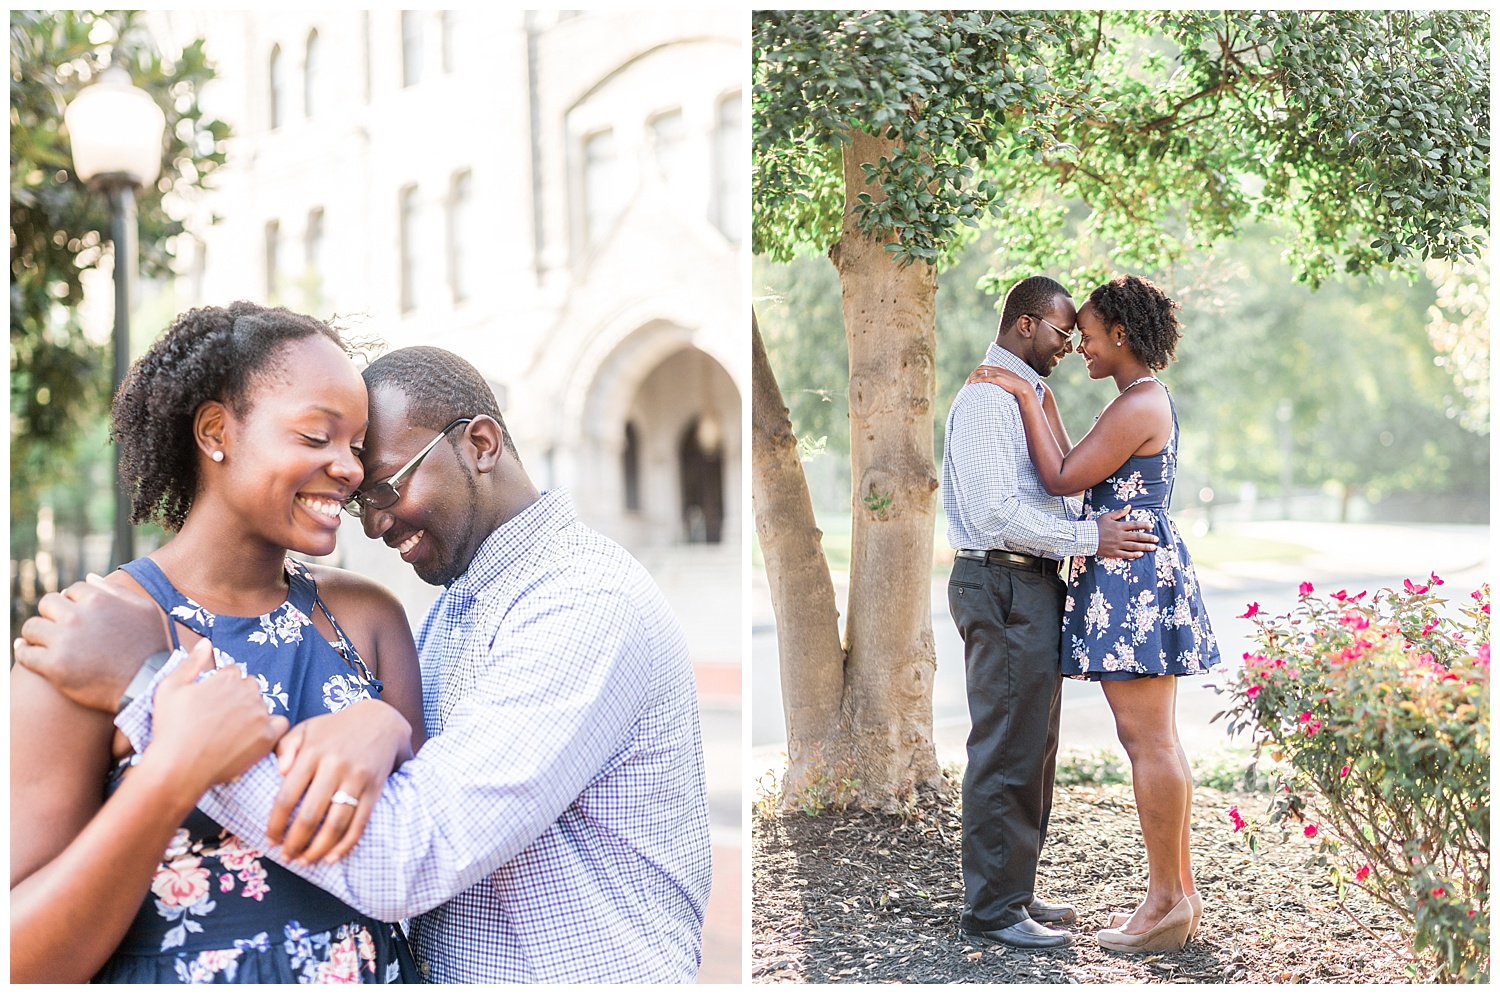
[947,555,1064,932]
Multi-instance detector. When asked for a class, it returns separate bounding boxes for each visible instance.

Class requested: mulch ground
[752,775,1415,984]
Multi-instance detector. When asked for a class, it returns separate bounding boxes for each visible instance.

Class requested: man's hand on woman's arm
[10,641,287,983]
[13,574,169,713]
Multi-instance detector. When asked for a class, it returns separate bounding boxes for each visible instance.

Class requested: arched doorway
[679,415,724,543]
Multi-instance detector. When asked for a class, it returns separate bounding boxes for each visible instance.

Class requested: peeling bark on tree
[750,309,848,806]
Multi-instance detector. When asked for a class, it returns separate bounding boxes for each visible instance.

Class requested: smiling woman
[10,302,427,983]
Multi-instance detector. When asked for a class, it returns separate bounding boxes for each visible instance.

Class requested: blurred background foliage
[10,9,228,616]
[755,219,1489,523]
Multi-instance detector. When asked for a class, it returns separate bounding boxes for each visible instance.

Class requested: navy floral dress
[96,556,417,984]
[1062,379,1221,681]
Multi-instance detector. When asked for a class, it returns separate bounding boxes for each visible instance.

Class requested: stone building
[152,10,745,660]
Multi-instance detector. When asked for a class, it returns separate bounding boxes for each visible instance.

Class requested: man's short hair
[999,275,1072,335]
[363,346,517,455]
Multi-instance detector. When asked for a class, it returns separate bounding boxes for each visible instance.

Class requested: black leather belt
[956,549,1059,574]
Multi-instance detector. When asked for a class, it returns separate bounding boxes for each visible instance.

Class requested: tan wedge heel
[1096,895,1194,953]
[1108,891,1202,937]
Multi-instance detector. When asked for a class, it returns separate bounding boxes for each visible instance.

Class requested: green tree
[10,10,228,566]
[751,9,1488,809]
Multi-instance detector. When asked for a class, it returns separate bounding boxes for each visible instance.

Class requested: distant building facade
[153,10,744,660]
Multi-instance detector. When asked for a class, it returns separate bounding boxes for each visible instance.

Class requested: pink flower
[1429,572,1444,586]
[219,873,234,892]
[1246,685,1261,699]
[316,936,364,984]
[1240,602,1260,618]
[1299,581,1314,598]
[150,856,211,908]
[197,950,242,975]
[1298,711,1312,723]
[1229,806,1246,832]
[1304,721,1322,736]
[1432,887,1446,898]
[1404,578,1429,596]
[1421,619,1441,636]
[1478,644,1490,668]
[239,862,269,901]
[1304,823,1319,838]
[1356,864,1371,882]
[1340,765,1350,778]
[1332,589,1349,602]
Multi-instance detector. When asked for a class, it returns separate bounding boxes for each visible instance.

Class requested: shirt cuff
[1075,517,1100,557]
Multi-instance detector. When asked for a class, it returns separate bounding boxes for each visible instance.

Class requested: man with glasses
[15,346,712,983]
[941,275,1158,948]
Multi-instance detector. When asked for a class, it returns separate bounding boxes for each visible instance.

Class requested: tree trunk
[828,128,943,805]
[750,309,848,807]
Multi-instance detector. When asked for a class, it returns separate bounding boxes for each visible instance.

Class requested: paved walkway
[693,663,742,984]
[752,520,1489,772]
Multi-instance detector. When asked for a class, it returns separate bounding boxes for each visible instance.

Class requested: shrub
[1219,577,1489,982]
[1054,747,1130,787]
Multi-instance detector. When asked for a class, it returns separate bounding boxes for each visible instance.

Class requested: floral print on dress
[322,672,373,713]
[1112,471,1147,502]
[284,921,381,984]
[96,555,414,984]
[1062,384,1220,680]
[170,597,217,630]
[173,947,243,983]
[149,829,216,951]
[249,603,313,648]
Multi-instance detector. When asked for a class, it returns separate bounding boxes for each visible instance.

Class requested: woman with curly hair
[11,302,423,982]
[969,275,1220,952]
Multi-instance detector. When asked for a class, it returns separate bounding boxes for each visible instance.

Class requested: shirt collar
[446,487,576,601]
[985,342,1044,395]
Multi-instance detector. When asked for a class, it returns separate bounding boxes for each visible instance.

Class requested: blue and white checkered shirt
[941,343,1099,559]
[120,488,712,983]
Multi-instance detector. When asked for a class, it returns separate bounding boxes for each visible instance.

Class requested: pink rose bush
[1219,578,1489,982]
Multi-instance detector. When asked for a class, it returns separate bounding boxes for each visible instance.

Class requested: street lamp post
[64,64,166,568]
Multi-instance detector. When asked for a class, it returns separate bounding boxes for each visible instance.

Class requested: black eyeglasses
[1027,313,1075,346]
[343,418,472,518]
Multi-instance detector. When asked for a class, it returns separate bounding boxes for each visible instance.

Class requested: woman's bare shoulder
[301,564,407,619]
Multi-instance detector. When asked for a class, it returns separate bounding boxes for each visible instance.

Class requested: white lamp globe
[64,65,167,186]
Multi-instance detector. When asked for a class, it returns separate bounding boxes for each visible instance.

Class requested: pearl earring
[212,450,224,463]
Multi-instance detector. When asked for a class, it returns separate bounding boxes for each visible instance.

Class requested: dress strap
[288,560,382,689]
[1123,375,1160,391]
[117,558,189,648]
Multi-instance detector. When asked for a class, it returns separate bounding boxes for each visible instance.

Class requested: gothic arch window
[264,219,281,300]
[399,185,420,312]
[401,11,423,87]
[303,30,321,119]
[649,108,685,191]
[583,129,622,247]
[269,44,285,130]
[304,207,325,305]
[710,91,741,242]
[623,421,641,512]
[447,170,473,305]
[679,417,724,544]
